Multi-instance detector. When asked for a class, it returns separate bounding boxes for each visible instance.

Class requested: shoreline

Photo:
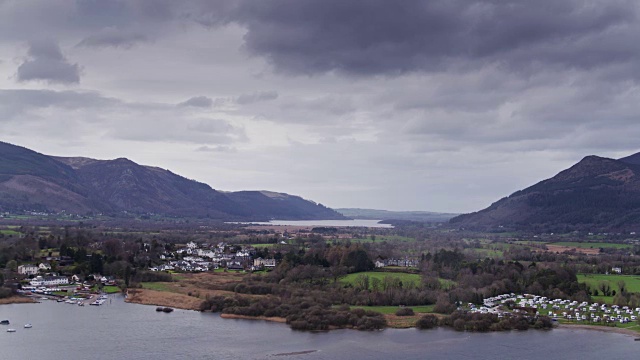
[6,293,640,339]
[0,295,38,305]
[558,323,640,337]
[220,313,287,323]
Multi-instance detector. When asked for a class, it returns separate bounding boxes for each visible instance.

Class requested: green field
[338,271,456,289]
[349,305,435,314]
[102,286,121,294]
[249,243,277,248]
[0,229,20,235]
[578,274,640,294]
[468,248,504,258]
[346,235,416,243]
[141,282,173,292]
[340,271,421,287]
[554,242,631,249]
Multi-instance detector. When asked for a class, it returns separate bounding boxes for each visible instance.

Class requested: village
[148,241,278,272]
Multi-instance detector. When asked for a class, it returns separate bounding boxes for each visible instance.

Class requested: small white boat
[7,329,16,333]
[24,324,32,328]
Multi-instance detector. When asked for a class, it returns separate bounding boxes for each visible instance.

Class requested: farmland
[578,274,640,294]
[554,242,632,249]
[340,271,422,288]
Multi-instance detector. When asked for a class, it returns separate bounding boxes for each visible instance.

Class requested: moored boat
[0,320,9,325]
[7,328,16,332]
[24,324,32,328]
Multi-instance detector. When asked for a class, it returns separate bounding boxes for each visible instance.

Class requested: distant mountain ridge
[336,208,457,223]
[450,152,640,231]
[0,141,344,220]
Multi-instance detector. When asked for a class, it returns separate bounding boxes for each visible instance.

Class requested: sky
[1,0,640,213]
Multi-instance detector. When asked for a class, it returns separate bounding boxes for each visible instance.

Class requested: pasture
[578,274,640,294]
[554,242,631,249]
[340,271,421,287]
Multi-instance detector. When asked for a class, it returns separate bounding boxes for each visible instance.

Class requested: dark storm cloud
[16,40,81,84]
[219,0,639,75]
[178,96,214,108]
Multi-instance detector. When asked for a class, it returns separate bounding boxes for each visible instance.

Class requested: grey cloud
[223,0,639,76]
[109,115,247,145]
[4,1,638,77]
[17,40,81,84]
[178,96,214,108]
[77,27,149,48]
[187,119,236,133]
[196,145,237,153]
[235,90,278,104]
[0,89,119,120]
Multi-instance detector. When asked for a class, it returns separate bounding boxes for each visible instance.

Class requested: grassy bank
[0,295,37,305]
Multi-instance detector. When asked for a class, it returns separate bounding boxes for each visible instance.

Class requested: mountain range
[0,141,344,220]
[451,152,640,231]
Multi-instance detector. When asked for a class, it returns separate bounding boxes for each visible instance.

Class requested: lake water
[1,296,638,360]
[237,219,394,228]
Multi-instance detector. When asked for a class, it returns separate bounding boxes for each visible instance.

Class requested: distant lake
[236,219,394,228]
[1,297,638,360]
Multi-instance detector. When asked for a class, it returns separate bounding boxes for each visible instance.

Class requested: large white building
[30,276,69,287]
[18,264,39,276]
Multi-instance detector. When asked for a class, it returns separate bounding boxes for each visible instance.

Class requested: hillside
[450,153,640,231]
[0,141,345,220]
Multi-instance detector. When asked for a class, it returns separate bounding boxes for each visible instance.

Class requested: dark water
[1,296,637,360]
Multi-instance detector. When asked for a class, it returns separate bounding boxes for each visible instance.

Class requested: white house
[30,276,69,287]
[39,263,52,271]
[612,267,622,274]
[18,264,39,276]
[253,258,277,268]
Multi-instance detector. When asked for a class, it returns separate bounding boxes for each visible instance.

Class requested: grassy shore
[125,288,204,310]
[220,313,286,323]
[0,295,37,305]
[126,272,244,310]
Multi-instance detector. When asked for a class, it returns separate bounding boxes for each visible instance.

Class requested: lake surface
[1,296,638,360]
[237,219,394,228]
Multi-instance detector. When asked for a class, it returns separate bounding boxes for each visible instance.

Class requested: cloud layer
[1,0,640,212]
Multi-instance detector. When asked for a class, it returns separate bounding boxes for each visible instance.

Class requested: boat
[7,329,16,333]
[24,324,32,328]
[156,307,163,312]
[78,302,85,306]
[161,307,174,313]
[0,320,9,325]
